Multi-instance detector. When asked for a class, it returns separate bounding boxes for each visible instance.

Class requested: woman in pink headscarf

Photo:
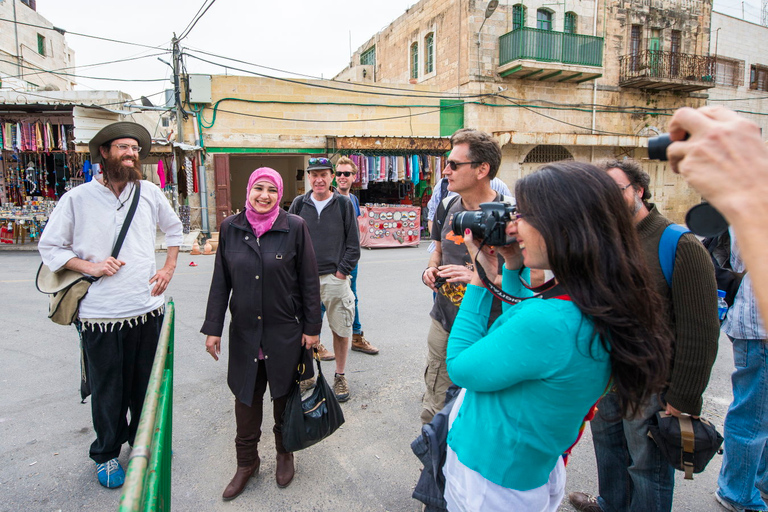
[202,167,321,498]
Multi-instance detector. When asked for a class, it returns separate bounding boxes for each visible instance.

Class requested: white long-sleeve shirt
[39,179,183,319]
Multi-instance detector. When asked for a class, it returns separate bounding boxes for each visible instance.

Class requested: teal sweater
[446,267,611,491]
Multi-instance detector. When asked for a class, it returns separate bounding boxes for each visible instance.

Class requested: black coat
[201,210,322,406]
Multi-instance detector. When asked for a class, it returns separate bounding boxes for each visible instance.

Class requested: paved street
[1,246,735,511]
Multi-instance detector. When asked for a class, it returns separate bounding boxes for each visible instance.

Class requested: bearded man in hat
[39,122,182,489]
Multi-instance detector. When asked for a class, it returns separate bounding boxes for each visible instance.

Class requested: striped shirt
[722,229,766,340]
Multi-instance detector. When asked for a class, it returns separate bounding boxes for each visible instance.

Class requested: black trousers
[234,360,289,467]
[81,312,163,464]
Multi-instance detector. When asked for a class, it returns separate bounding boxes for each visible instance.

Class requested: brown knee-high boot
[273,394,294,488]
[223,365,269,500]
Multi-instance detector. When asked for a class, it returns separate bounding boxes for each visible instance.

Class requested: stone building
[708,12,768,135]
[335,0,721,221]
[0,0,75,92]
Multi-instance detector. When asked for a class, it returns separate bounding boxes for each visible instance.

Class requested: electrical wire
[183,52,497,100]
[178,0,218,41]
[496,95,637,136]
[0,52,169,82]
[182,46,476,98]
[178,0,211,39]
[0,56,168,82]
[0,17,168,50]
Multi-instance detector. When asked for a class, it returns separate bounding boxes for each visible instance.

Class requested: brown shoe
[276,453,295,488]
[333,374,350,402]
[222,459,260,500]
[316,343,335,361]
[351,332,379,355]
[568,492,603,512]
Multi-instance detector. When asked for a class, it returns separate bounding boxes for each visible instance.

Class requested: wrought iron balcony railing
[499,27,604,68]
[619,50,716,90]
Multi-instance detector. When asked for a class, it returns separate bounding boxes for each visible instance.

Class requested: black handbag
[647,411,724,480]
[281,351,345,452]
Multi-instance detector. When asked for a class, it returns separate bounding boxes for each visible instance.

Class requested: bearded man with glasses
[419,128,513,424]
[39,122,182,489]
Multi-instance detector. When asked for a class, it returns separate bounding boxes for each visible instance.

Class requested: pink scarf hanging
[157,159,166,188]
[245,167,283,238]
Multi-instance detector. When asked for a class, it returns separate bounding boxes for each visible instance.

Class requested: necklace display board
[359,204,421,248]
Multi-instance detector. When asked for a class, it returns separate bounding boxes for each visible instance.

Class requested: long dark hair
[515,161,672,417]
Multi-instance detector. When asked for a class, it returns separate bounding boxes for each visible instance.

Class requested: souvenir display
[359,205,421,248]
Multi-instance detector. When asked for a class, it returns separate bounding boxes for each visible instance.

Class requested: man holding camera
[569,159,719,512]
[419,128,510,424]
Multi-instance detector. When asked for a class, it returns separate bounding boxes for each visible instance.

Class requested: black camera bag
[647,411,723,480]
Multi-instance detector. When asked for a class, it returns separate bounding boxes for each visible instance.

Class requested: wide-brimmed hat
[89,122,151,164]
[306,157,334,173]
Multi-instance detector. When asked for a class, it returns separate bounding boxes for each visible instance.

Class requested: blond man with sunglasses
[334,156,379,355]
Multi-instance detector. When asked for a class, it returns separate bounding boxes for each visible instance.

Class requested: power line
[0,17,168,50]
[178,0,218,41]
[496,95,634,136]
[0,52,169,82]
[183,52,496,100]
[0,57,169,82]
[181,46,473,98]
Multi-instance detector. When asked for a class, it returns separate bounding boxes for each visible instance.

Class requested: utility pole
[168,34,182,213]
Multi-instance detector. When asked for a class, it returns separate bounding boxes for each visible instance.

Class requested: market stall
[328,136,450,239]
[359,204,421,248]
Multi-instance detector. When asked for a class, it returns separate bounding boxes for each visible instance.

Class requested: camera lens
[452,210,483,238]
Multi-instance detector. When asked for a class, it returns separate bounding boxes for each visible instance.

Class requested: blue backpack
[658,224,690,288]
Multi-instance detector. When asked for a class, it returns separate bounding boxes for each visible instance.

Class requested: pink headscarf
[245,167,284,237]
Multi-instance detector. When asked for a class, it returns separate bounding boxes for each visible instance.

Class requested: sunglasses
[446,160,481,171]
[336,171,355,177]
[309,157,332,166]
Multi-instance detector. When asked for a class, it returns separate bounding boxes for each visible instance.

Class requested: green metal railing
[118,301,175,512]
[499,27,603,68]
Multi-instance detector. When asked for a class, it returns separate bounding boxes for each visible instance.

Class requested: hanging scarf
[245,167,283,238]
[157,159,166,188]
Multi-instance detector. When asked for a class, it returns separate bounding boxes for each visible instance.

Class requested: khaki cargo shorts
[319,273,356,338]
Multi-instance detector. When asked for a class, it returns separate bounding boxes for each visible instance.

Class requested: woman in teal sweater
[444,162,672,511]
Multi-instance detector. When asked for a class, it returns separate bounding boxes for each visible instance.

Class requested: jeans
[717,337,768,511]
[350,265,362,334]
[591,392,675,512]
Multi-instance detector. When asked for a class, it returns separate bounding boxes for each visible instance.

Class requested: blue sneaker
[96,458,125,488]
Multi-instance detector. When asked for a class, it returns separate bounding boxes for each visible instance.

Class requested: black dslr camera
[452,202,516,246]
[648,132,728,237]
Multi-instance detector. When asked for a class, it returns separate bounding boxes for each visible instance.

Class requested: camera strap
[474,241,557,305]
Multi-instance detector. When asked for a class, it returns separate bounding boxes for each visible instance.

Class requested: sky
[35,0,766,102]
[35,0,418,101]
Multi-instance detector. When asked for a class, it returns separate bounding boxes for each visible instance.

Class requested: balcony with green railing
[498,27,604,83]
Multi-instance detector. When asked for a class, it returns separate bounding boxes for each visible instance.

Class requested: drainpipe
[591,0,600,135]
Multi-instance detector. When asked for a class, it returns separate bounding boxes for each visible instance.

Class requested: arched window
[425,33,434,74]
[410,42,419,80]
[513,4,526,31]
[564,12,577,34]
[523,145,573,163]
[536,9,553,31]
